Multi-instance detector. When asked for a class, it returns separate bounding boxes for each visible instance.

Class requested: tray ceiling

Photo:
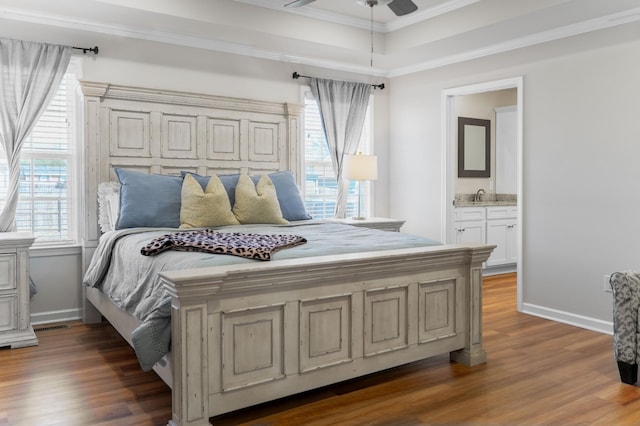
[0,0,639,77]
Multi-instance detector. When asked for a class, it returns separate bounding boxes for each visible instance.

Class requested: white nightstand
[0,232,37,349]
[328,217,406,232]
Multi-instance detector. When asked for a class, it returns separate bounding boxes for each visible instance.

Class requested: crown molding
[388,6,640,77]
[383,0,480,32]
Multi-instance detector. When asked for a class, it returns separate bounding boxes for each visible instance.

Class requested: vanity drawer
[0,254,16,291]
[453,207,486,221]
[486,206,517,220]
[0,294,17,332]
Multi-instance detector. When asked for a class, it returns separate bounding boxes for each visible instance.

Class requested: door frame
[441,76,524,310]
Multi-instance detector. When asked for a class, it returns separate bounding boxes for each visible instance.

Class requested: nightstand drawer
[0,294,17,332]
[0,254,16,291]
[0,232,36,348]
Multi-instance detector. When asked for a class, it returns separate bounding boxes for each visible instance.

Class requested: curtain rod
[292,72,384,90]
[72,46,99,55]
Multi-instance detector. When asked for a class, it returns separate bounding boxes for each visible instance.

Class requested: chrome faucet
[474,189,485,202]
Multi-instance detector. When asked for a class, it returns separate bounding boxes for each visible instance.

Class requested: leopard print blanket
[140,229,307,261]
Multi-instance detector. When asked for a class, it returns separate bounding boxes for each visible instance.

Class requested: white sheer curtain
[310,77,371,218]
[0,38,72,297]
[0,38,71,232]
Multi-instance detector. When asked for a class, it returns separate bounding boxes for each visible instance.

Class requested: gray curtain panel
[0,37,71,232]
[309,77,371,218]
[0,38,72,297]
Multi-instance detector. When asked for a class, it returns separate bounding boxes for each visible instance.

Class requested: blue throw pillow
[264,171,312,221]
[115,168,183,229]
[180,170,312,221]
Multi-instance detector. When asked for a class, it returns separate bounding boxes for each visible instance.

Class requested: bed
[80,81,494,426]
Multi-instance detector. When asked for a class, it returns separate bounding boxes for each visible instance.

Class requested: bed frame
[80,81,494,426]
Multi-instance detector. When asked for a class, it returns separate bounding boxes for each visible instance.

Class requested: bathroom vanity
[453,194,517,268]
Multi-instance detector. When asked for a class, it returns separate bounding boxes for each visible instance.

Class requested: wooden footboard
[159,243,493,426]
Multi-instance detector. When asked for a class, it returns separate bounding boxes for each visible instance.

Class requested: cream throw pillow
[180,173,240,229]
[233,174,288,224]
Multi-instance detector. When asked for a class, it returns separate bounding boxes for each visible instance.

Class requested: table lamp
[343,153,378,220]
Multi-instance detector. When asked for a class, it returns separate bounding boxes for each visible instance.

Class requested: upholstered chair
[611,271,640,385]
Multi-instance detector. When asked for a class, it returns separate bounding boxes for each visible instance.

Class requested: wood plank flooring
[2,273,640,425]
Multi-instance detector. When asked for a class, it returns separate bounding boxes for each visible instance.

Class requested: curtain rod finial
[72,46,99,54]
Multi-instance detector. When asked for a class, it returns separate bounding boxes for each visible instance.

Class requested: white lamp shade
[343,154,378,180]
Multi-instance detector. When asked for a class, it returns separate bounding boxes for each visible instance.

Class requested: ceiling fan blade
[387,0,418,16]
[284,0,317,7]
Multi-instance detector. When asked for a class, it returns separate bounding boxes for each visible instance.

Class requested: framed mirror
[458,116,490,178]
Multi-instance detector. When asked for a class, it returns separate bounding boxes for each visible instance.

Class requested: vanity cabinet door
[453,220,485,245]
[452,207,485,244]
[486,218,517,266]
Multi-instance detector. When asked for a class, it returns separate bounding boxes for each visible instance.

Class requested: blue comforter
[83,221,440,370]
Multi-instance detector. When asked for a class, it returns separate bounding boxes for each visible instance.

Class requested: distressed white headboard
[79,81,302,263]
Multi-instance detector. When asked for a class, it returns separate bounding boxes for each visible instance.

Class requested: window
[302,92,373,219]
[0,64,79,244]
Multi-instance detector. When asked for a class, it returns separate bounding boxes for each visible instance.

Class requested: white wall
[29,247,83,324]
[27,36,391,323]
[390,28,640,332]
[518,39,640,330]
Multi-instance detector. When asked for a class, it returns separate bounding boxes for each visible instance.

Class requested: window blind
[0,70,77,243]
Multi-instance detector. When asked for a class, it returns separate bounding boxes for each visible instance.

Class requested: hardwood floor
[2,273,639,425]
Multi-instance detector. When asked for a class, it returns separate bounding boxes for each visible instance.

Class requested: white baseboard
[31,308,82,325]
[521,302,613,335]
[483,264,516,276]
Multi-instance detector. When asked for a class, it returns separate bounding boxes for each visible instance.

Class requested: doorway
[441,76,524,311]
